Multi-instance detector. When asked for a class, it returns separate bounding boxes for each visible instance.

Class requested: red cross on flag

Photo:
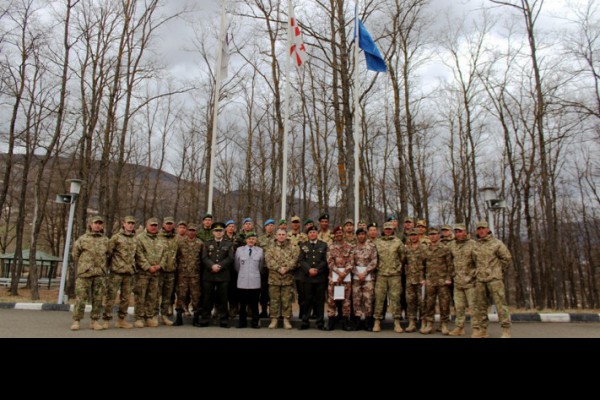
[289,7,307,68]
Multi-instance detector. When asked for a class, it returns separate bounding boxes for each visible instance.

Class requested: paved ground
[1,309,599,338]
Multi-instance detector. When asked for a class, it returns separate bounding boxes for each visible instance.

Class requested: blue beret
[264,219,275,227]
[242,218,252,224]
[225,220,235,227]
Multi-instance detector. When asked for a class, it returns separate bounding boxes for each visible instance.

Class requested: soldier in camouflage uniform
[197,213,213,243]
[421,227,453,335]
[224,220,237,243]
[472,220,512,338]
[102,216,137,329]
[343,219,357,245]
[156,216,177,326]
[448,223,477,336]
[325,226,354,331]
[257,219,277,317]
[265,229,299,329]
[174,224,204,326]
[317,213,333,245]
[351,228,378,331]
[70,216,110,331]
[367,222,379,243]
[373,222,406,333]
[405,229,426,332]
[134,217,167,328]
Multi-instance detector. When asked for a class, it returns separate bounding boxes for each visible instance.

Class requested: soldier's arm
[71,237,82,262]
[288,247,300,271]
[258,250,265,274]
[326,249,336,272]
[445,248,453,282]
[135,239,152,271]
[366,245,378,274]
[497,242,512,271]
[234,248,242,273]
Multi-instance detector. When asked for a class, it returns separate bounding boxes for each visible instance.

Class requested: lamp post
[56,179,83,304]
[479,186,506,236]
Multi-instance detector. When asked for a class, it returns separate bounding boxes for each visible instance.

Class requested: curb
[1,303,599,322]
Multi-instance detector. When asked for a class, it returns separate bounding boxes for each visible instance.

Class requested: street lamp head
[68,179,83,195]
[480,186,498,202]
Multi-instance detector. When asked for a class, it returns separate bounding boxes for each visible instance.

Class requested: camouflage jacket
[450,238,477,289]
[351,241,378,280]
[108,229,136,275]
[405,242,426,285]
[317,230,333,245]
[473,234,512,283]
[197,228,213,243]
[344,234,357,246]
[374,236,405,277]
[135,231,168,274]
[257,233,276,252]
[264,240,299,286]
[327,240,354,282]
[423,242,453,285]
[72,232,110,278]
[176,237,204,277]
[158,230,178,272]
[287,231,307,247]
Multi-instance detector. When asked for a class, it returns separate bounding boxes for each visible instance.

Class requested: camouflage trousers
[474,279,511,329]
[374,275,402,320]
[156,271,176,316]
[176,275,201,313]
[327,281,352,318]
[352,280,374,318]
[453,286,477,329]
[269,285,294,319]
[73,276,105,321]
[103,273,134,320]
[424,283,451,323]
[406,283,424,321]
[134,272,159,320]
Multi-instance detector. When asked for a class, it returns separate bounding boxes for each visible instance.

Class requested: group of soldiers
[70,212,513,338]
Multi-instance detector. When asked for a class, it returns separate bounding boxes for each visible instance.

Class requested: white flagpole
[353,1,361,227]
[281,0,293,220]
[207,0,228,215]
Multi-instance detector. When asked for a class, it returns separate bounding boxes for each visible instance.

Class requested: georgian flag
[289,7,307,68]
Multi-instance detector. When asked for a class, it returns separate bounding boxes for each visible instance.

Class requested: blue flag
[358,20,387,73]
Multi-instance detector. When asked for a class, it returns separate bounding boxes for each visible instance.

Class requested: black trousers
[259,273,269,314]
[238,289,260,323]
[302,281,327,325]
[201,280,229,323]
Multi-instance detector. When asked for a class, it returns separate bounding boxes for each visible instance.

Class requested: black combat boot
[343,317,354,331]
[174,310,183,326]
[192,311,202,327]
[365,317,374,332]
[326,318,336,331]
[356,318,365,331]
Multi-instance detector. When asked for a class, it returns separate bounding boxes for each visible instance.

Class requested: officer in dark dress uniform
[198,222,235,328]
[298,225,329,330]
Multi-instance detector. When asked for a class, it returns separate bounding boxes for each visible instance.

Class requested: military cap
[306,225,318,234]
[332,226,343,234]
[428,227,440,234]
[358,219,366,225]
[202,213,213,220]
[404,216,414,223]
[356,228,367,235]
[225,220,235,227]
[146,217,159,225]
[383,222,395,230]
[416,219,427,227]
[177,220,187,227]
[409,228,419,235]
[124,215,136,223]
[441,224,452,231]
[291,216,301,223]
[318,213,329,221]
[264,219,275,227]
[304,218,314,225]
[245,231,257,238]
[368,222,378,228]
[163,216,175,224]
[476,220,489,229]
[454,223,466,231]
[91,215,104,223]
[242,218,253,225]
[187,224,198,231]
[343,218,354,226]
[278,219,287,225]
[387,214,397,221]
[211,222,225,231]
